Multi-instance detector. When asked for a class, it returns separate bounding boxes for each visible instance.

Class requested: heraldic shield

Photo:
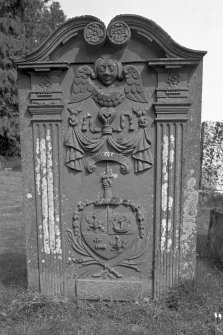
[81,206,138,260]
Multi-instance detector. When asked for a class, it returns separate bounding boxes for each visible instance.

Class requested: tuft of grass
[1,254,223,335]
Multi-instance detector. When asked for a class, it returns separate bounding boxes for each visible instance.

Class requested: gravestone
[17,15,206,299]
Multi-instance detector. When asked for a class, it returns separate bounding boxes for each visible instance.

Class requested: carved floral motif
[84,22,106,45]
[167,73,180,87]
[39,75,52,89]
[107,21,131,45]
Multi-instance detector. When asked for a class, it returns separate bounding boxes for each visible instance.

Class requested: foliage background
[0,0,66,156]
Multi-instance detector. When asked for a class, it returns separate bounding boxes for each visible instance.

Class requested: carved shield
[80,206,138,260]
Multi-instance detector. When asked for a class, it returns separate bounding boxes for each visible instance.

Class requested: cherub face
[96,59,118,86]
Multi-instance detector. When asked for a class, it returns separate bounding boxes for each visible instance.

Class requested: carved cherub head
[70,57,148,106]
[94,55,123,86]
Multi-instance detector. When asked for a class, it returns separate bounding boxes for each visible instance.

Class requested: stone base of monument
[208,209,223,263]
[76,279,152,300]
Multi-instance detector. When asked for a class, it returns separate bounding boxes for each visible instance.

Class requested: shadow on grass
[0,251,27,288]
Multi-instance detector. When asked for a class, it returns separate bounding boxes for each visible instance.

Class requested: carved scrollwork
[86,151,131,174]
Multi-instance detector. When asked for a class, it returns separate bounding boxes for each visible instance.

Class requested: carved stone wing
[70,65,96,103]
[124,65,148,103]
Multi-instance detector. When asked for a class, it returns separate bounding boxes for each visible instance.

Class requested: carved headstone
[17,15,206,299]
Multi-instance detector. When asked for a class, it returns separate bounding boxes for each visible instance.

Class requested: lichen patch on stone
[180,177,198,277]
[35,130,62,257]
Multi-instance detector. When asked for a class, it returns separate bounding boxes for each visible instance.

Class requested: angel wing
[124,65,148,103]
[69,65,96,103]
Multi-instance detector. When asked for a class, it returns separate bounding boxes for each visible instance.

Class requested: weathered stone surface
[201,121,223,192]
[198,122,223,243]
[76,279,144,300]
[17,15,206,299]
[208,209,223,262]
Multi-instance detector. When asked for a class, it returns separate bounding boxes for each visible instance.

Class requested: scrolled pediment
[17,14,206,66]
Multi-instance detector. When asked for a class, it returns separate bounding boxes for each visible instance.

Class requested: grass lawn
[0,171,223,335]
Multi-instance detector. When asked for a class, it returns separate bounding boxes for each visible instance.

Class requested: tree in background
[24,1,66,51]
[0,0,66,157]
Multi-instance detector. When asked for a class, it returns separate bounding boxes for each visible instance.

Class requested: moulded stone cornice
[154,102,191,112]
[154,102,191,122]
[28,104,64,121]
[17,62,69,71]
[148,58,201,69]
[17,14,206,64]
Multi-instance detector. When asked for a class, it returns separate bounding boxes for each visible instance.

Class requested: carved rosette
[167,73,180,87]
[107,21,131,47]
[39,75,52,89]
[84,22,106,46]
[84,20,131,48]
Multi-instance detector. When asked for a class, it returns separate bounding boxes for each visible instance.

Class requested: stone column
[153,103,190,297]
[17,64,68,295]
